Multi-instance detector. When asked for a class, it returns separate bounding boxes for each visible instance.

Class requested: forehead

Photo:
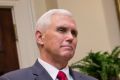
[50,14,76,29]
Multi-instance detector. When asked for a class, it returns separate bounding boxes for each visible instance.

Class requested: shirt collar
[59,66,71,80]
[38,58,58,80]
[38,58,72,80]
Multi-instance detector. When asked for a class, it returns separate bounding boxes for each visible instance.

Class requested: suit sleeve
[0,76,9,80]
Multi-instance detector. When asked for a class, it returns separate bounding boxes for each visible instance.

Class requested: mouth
[61,45,73,50]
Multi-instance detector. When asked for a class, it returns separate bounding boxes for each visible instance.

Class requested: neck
[40,54,68,69]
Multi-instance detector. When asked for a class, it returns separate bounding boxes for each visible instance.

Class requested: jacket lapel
[70,68,97,80]
[31,60,53,80]
[69,68,85,80]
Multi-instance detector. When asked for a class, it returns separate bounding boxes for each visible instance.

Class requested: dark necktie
[57,71,68,80]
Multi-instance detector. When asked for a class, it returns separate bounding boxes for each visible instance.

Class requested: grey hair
[35,9,73,32]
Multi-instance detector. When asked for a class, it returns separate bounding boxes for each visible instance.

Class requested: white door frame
[0,0,38,68]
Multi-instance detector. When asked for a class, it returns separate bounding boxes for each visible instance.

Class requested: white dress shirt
[38,58,73,80]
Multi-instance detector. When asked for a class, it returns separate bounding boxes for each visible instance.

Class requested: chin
[62,52,74,60]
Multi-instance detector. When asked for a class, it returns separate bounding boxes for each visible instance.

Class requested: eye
[71,30,78,37]
[56,26,67,33]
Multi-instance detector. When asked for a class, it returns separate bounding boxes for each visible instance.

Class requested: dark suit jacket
[0,60,97,80]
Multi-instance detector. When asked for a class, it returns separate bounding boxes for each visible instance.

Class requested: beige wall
[32,0,120,64]
[58,0,120,63]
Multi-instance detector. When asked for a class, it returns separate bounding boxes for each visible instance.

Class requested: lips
[61,45,73,50]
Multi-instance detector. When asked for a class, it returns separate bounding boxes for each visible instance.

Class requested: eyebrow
[56,25,78,36]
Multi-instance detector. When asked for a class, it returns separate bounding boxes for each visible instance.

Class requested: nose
[65,32,74,43]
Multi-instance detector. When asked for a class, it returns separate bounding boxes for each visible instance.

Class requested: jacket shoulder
[0,67,33,80]
[72,71,98,80]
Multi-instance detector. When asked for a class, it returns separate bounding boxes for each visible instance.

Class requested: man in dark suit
[0,9,97,80]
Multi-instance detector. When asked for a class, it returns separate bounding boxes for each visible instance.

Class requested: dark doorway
[0,8,19,76]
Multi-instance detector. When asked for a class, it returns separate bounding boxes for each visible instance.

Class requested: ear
[35,30,44,45]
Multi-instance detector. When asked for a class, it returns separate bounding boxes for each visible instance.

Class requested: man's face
[41,14,78,62]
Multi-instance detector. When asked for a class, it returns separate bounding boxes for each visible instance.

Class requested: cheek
[73,39,77,48]
[44,33,63,47]
[51,36,63,47]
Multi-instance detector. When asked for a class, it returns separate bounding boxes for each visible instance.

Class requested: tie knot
[57,71,68,80]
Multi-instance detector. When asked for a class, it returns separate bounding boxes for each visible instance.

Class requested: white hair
[35,9,73,32]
